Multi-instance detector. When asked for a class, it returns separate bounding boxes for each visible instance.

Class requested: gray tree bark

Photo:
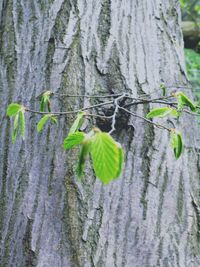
[0,0,200,266]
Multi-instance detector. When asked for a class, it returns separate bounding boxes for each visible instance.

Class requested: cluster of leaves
[146,91,196,159]
[63,112,124,184]
[7,101,124,184]
[6,89,198,183]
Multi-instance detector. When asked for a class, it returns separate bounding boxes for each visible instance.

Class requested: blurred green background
[180,0,200,100]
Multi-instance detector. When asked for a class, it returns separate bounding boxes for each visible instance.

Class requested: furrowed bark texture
[0,0,200,266]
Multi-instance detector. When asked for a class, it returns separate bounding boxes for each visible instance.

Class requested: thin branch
[109,93,126,134]
[53,93,122,98]
[119,106,171,132]
[166,85,193,90]
[25,100,114,116]
[85,113,113,119]
[182,109,200,116]
[123,96,175,108]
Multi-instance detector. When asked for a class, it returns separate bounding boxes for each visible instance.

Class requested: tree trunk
[0,0,200,266]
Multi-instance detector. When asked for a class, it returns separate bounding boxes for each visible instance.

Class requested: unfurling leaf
[40,97,45,112]
[40,91,53,112]
[50,116,57,124]
[170,109,179,118]
[170,130,183,159]
[76,142,91,179]
[37,115,50,132]
[174,92,196,112]
[160,83,166,96]
[7,103,22,117]
[19,110,25,139]
[146,107,174,119]
[12,127,18,144]
[63,131,86,150]
[13,113,19,130]
[7,104,26,142]
[69,112,86,134]
[90,131,124,184]
[12,113,19,144]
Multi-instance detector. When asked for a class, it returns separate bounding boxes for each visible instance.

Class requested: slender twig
[135,84,195,98]
[53,93,122,98]
[119,106,171,132]
[109,93,126,134]
[25,100,114,116]
[85,113,113,119]
[167,85,193,89]
[182,109,200,116]
[124,96,175,108]
[36,83,198,102]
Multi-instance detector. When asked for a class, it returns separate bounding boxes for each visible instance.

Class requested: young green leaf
[170,109,179,118]
[170,130,183,159]
[50,116,57,124]
[19,110,25,140]
[76,142,91,179]
[175,92,196,112]
[47,100,51,112]
[160,83,166,96]
[14,113,19,130]
[43,91,52,97]
[7,103,22,117]
[69,112,86,134]
[37,115,50,132]
[40,91,52,112]
[90,131,124,184]
[12,113,19,144]
[43,95,51,112]
[12,128,18,144]
[146,107,173,119]
[63,132,86,150]
[40,97,45,112]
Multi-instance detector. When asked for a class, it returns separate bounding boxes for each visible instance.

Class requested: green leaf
[40,91,52,112]
[13,113,19,130]
[12,128,18,144]
[146,107,173,119]
[170,130,183,159]
[175,92,196,112]
[47,100,51,112]
[19,110,25,140]
[90,131,124,184]
[12,113,19,144]
[76,142,91,179]
[43,90,52,97]
[37,115,50,132]
[170,108,179,118]
[40,97,45,112]
[69,112,86,134]
[160,83,166,96]
[50,116,57,124]
[7,103,22,117]
[43,95,50,111]
[63,132,86,150]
